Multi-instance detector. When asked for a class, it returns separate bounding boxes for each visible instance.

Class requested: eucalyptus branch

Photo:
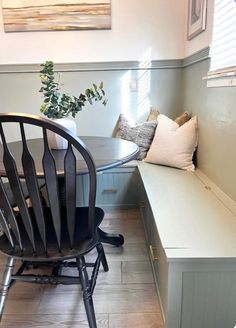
[39,61,107,119]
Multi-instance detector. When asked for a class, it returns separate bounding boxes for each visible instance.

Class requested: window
[206,0,236,87]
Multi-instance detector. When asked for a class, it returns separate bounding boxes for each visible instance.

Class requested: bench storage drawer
[82,167,138,208]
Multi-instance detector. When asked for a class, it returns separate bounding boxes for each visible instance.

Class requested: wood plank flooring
[0,209,164,327]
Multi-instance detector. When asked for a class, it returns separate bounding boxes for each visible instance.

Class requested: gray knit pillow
[116,114,158,160]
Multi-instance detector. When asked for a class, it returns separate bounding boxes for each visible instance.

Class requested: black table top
[0,136,139,177]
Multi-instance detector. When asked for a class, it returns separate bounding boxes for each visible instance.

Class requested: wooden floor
[0,209,164,327]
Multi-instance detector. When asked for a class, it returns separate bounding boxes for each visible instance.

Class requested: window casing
[206,0,236,87]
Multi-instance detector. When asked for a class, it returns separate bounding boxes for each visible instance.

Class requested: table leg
[57,178,125,247]
[98,228,124,247]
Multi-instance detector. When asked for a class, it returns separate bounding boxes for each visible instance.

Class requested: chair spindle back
[0,113,97,258]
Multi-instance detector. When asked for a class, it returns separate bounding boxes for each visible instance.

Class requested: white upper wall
[0,0,186,64]
[184,0,214,57]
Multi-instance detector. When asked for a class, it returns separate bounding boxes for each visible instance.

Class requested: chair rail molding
[0,48,210,74]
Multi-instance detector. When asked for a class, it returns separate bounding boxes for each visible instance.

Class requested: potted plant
[39,60,107,149]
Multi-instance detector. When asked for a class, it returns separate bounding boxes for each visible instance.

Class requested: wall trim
[182,47,210,67]
[0,48,209,74]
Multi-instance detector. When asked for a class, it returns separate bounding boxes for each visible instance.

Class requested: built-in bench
[94,162,236,328]
[137,162,236,328]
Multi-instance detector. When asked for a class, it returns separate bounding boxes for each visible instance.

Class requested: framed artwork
[1,0,111,32]
[187,0,207,40]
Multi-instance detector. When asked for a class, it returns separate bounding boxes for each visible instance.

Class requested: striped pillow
[116,114,158,160]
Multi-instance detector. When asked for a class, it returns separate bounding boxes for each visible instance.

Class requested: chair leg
[96,243,109,272]
[0,257,15,320]
[77,256,97,328]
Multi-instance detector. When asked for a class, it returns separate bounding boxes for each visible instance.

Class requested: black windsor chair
[0,113,108,328]
[4,179,46,207]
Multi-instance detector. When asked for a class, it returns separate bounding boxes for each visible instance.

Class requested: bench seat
[138,162,236,258]
[137,162,236,328]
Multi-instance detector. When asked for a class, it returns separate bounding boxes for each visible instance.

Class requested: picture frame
[187,0,207,40]
[1,0,111,32]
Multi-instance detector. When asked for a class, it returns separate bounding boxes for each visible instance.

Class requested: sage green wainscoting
[0,61,183,142]
[1,52,236,203]
[182,59,236,202]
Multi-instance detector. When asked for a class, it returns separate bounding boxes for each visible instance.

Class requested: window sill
[204,75,236,88]
[203,67,236,88]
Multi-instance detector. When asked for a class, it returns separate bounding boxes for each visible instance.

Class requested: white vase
[47,118,77,150]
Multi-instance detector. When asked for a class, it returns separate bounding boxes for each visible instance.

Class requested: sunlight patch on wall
[121,70,131,118]
[137,49,151,121]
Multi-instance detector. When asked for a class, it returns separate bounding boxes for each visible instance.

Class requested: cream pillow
[145,114,198,171]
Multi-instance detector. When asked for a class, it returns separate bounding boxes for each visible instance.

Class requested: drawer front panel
[83,168,138,207]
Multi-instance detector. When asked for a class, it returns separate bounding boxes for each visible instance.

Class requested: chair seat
[4,180,46,207]
[0,206,104,261]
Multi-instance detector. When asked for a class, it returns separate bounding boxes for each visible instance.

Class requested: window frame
[205,0,236,88]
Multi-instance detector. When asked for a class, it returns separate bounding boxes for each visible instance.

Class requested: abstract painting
[1,0,111,32]
[187,0,207,40]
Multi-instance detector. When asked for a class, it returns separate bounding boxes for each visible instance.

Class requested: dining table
[0,136,139,247]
